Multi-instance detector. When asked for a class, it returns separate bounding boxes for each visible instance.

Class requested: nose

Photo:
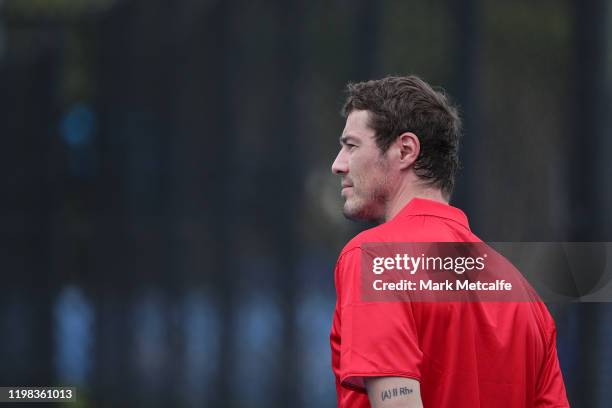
[331,149,348,175]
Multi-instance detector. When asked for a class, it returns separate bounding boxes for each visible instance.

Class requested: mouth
[340,179,353,195]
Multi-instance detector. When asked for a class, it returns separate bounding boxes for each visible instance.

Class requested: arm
[365,377,423,408]
[535,324,569,407]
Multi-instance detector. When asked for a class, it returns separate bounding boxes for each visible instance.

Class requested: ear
[397,132,420,170]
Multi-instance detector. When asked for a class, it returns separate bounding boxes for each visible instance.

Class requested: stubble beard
[341,152,392,223]
[342,178,389,223]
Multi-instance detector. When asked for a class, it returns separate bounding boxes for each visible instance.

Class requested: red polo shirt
[330,198,569,407]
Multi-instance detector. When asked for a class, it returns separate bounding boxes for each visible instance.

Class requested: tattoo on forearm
[381,386,413,401]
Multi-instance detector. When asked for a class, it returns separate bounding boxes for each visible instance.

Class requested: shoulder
[532,300,559,344]
[334,224,391,284]
[339,214,471,258]
[338,221,399,257]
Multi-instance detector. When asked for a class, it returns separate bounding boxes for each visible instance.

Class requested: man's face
[331,110,393,222]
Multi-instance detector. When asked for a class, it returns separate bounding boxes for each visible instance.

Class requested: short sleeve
[535,324,570,407]
[336,247,423,391]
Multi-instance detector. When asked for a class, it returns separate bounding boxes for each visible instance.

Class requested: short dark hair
[342,75,461,198]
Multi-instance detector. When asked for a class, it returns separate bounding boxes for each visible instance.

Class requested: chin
[342,201,381,223]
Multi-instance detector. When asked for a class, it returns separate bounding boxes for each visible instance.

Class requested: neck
[384,182,448,222]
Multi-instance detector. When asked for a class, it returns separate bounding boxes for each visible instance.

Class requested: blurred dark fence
[0,0,611,407]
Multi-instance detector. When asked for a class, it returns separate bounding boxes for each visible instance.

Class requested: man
[329,76,569,407]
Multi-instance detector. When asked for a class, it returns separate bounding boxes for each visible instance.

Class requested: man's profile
[329,76,569,407]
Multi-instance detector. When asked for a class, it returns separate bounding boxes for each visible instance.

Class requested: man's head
[331,75,461,222]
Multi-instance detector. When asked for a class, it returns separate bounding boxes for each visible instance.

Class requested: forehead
[342,110,376,142]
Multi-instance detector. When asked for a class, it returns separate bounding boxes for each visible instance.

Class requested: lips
[341,184,353,195]
[341,180,353,196]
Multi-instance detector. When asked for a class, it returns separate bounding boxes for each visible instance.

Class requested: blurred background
[0,0,611,406]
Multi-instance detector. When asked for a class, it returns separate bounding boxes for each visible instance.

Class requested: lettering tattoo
[380,386,413,401]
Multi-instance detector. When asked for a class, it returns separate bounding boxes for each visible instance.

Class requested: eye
[346,143,357,150]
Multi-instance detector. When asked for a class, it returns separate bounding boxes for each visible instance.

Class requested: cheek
[349,160,366,186]
[352,165,379,193]
[349,154,369,175]
[348,152,385,186]
[369,161,391,188]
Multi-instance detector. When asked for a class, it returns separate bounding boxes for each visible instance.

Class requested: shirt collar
[392,197,470,230]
